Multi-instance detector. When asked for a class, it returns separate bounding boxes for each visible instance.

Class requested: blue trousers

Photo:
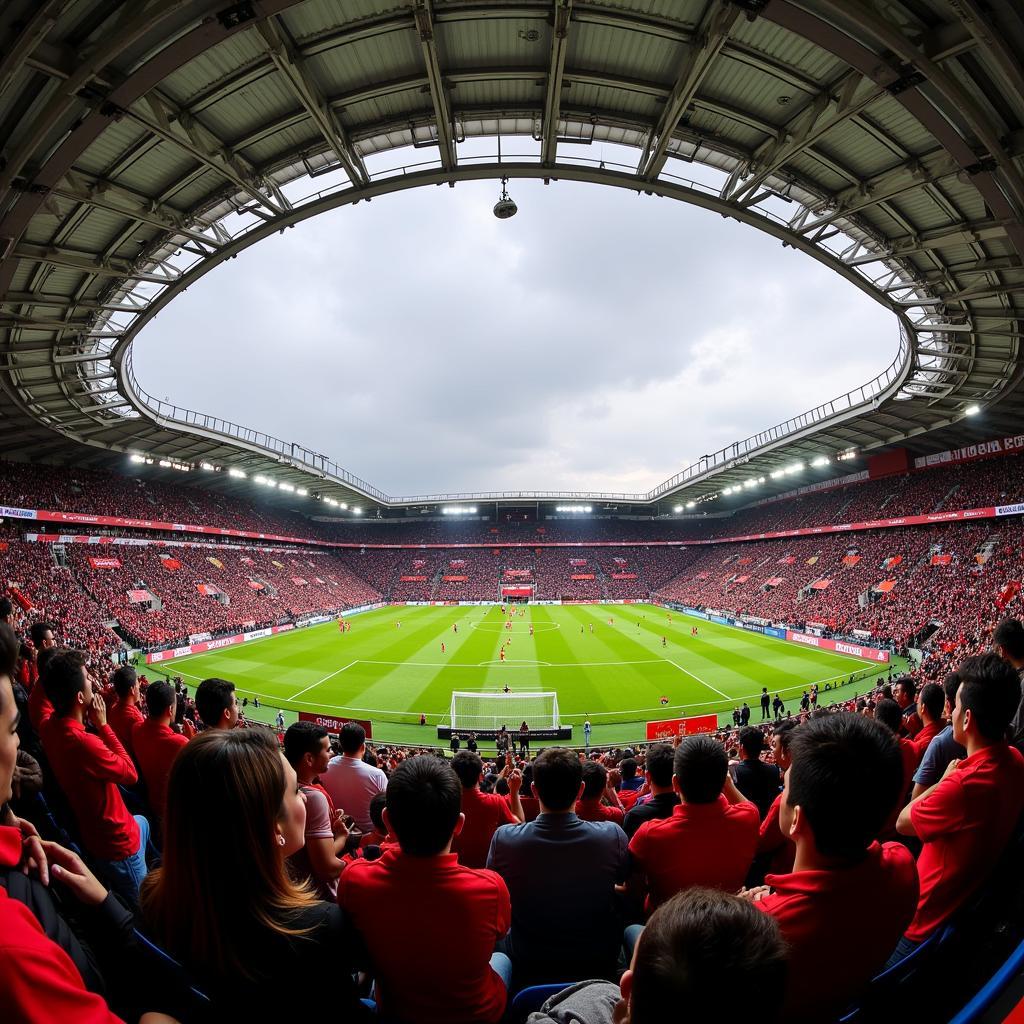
[98,814,149,906]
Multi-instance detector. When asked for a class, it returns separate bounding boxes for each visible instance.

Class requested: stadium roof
[1,0,1022,516]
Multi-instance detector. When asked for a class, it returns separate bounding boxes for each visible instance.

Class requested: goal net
[449,691,559,732]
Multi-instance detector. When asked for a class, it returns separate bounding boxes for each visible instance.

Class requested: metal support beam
[637,2,743,180]
[12,243,180,285]
[255,17,368,186]
[412,1,457,172]
[541,0,573,166]
[0,0,67,100]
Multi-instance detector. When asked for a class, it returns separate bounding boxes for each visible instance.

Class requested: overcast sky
[135,142,896,498]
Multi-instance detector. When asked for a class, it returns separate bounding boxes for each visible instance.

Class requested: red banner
[399,575,427,582]
[786,631,890,663]
[810,579,832,590]
[842,555,861,566]
[646,713,718,741]
[931,554,953,566]
[765,576,784,586]
[88,556,121,569]
[611,572,638,580]
[876,580,896,593]
[501,586,533,597]
[442,575,468,582]
[160,557,181,571]
[570,573,595,580]
[248,581,264,590]
[569,558,587,566]
[297,711,372,738]
[291,577,307,585]
[734,575,750,584]
[145,623,295,664]
[196,583,219,595]
[127,589,150,603]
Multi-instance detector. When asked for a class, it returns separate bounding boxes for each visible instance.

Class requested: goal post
[449,691,559,732]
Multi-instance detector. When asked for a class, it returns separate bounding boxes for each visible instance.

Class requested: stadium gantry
[1,0,1023,516]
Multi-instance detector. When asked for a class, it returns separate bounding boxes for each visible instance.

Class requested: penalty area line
[665,659,731,700]
[288,661,358,701]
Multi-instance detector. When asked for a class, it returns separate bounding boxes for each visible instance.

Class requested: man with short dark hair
[993,617,1024,751]
[754,718,799,878]
[912,672,966,799]
[622,743,679,839]
[731,727,780,820]
[451,749,524,868]
[132,678,192,824]
[893,654,1024,961]
[894,676,921,737]
[284,722,348,899]
[741,713,918,1023]
[526,889,786,1024]
[487,747,629,984]
[627,736,758,913]
[913,682,946,755]
[322,720,387,832]
[0,596,14,625]
[194,676,238,731]
[576,761,624,824]
[873,697,918,823]
[38,651,148,905]
[339,756,512,1024]
[106,666,143,760]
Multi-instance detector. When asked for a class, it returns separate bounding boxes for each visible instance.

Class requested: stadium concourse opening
[2,2,1024,1023]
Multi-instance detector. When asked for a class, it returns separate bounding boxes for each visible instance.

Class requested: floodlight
[964,403,981,416]
[340,503,348,510]
[673,505,682,513]
[493,177,518,219]
[297,488,308,496]
[811,455,829,468]
[352,507,362,514]
[158,459,171,468]
[228,468,247,478]
[279,483,295,492]
[770,469,784,480]
[199,462,216,471]
[686,501,696,509]
[129,454,146,464]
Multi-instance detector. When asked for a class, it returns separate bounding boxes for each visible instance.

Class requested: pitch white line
[288,661,357,701]
[665,659,731,700]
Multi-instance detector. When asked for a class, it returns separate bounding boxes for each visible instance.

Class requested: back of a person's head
[773,718,798,748]
[620,757,638,779]
[0,622,17,681]
[141,729,309,976]
[645,743,674,787]
[873,697,903,734]
[283,721,328,767]
[0,597,13,622]
[532,747,583,810]
[919,682,944,722]
[110,665,137,699]
[451,749,483,787]
[42,649,87,716]
[673,735,727,804]
[145,679,175,720]
[195,677,235,728]
[368,790,387,834]
[339,720,366,755]
[581,760,608,799]
[385,755,461,856]
[787,713,902,860]
[28,621,52,648]
[957,653,1021,741]
[739,726,764,758]
[993,618,1024,662]
[628,888,786,1023]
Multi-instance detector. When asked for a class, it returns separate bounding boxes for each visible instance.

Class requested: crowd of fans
[2,599,1023,1021]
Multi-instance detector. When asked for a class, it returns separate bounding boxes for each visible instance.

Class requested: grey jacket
[526,981,621,1024]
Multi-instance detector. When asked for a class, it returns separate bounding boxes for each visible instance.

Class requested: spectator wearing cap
[993,618,1024,751]
[322,721,388,833]
[730,727,781,820]
[892,654,1024,962]
[133,679,193,826]
[740,713,918,1023]
[627,736,759,915]
[451,749,524,868]
[526,889,786,1024]
[487,747,629,985]
[194,677,238,731]
[576,761,625,826]
[339,756,512,1024]
[106,666,144,760]
[912,671,966,799]
[622,743,679,839]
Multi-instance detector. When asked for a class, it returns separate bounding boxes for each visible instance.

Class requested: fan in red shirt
[132,678,193,824]
[38,650,149,906]
[873,698,919,833]
[451,750,524,867]
[740,713,919,1023]
[912,682,946,756]
[753,719,798,882]
[106,665,145,761]
[894,655,1024,959]
[627,735,759,913]
[576,760,625,825]
[339,756,512,1024]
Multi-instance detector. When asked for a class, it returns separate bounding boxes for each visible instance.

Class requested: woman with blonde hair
[140,728,367,1018]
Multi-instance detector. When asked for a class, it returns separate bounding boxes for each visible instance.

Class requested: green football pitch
[150,604,901,747]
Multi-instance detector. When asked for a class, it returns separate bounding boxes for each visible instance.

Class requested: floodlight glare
[129,454,146,464]
[811,455,830,467]
[279,483,295,492]
[964,403,981,416]
[297,487,308,496]
[673,505,682,513]
[686,501,696,509]
[352,507,362,515]
[228,468,247,478]
[158,459,171,468]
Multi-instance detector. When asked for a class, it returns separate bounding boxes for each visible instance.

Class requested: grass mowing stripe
[288,661,358,701]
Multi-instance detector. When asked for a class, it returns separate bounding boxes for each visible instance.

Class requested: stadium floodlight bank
[449,691,560,733]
